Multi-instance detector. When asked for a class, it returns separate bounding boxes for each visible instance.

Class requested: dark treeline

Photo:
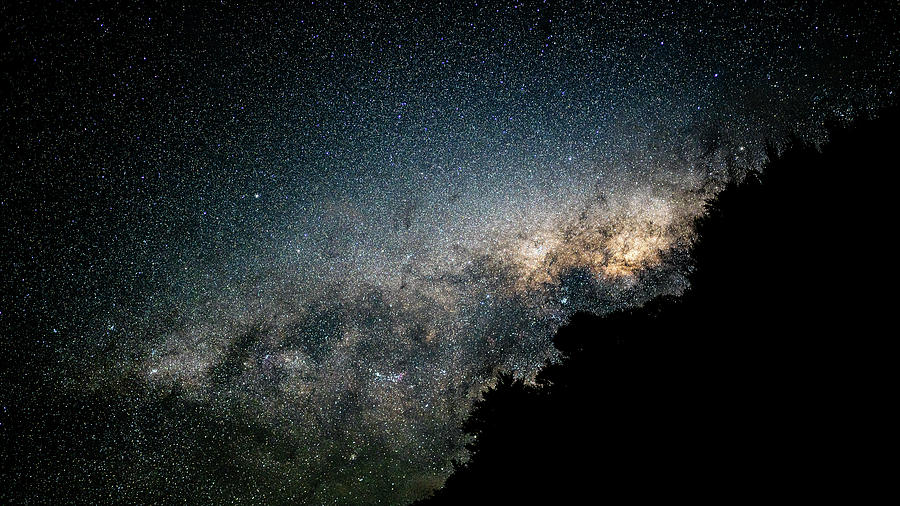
[419,107,896,504]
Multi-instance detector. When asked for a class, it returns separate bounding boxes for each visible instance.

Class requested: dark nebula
[1,1,897,504]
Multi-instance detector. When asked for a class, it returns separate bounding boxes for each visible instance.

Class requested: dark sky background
[2,1,898,504]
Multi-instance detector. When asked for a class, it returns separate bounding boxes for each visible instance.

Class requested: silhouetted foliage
[418,107,898,504]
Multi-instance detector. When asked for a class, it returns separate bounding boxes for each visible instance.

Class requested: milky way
[3,2,898,504]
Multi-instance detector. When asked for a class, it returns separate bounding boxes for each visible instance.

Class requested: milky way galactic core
[3,1,898,504]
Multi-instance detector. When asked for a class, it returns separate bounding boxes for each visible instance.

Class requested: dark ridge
[417,107,896,504]
[280,303,344,363]
[208,323,269,386]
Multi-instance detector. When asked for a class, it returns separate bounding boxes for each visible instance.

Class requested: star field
[2,1,898,504]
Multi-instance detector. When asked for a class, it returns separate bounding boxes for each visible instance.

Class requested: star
[4,2,897,504]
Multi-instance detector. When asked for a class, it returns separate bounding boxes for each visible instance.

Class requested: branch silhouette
[418,106,898,504]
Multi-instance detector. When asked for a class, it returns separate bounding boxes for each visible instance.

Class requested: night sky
[2,1,898,504]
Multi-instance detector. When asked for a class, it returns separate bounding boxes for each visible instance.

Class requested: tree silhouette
[418,106,897,504]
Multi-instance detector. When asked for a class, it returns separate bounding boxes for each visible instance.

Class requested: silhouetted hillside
[418,107,897,504]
